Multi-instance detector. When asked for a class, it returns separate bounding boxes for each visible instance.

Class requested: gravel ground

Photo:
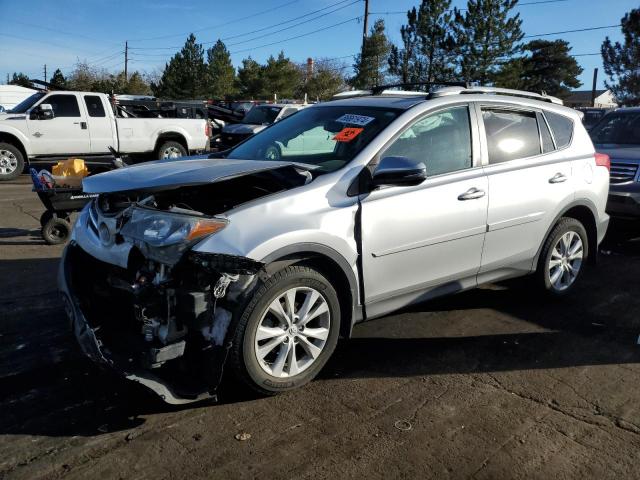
[1,175,640,480]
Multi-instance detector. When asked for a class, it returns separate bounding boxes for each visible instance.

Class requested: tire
[229,266,341,395]
[156,141,187,160]
[264,144,282,161]
[42,216,72,245]
[536,217,589,296]
[39,210,53,228]
[0,142,25,181]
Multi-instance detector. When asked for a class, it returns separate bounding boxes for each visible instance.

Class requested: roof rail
[430,85,563,105]
[370,81,469,95]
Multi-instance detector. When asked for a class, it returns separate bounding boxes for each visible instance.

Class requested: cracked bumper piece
[58,243,261,404]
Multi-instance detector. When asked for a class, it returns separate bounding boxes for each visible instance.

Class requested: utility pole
[124,41,129,81]
[361,0,369,54]
[591,68,598,107]
[43,64,47,83]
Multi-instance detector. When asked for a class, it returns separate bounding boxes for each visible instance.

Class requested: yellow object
[52,158,89,178]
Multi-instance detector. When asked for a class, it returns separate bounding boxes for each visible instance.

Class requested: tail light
[595,152,610,171]
[205,122,210,138]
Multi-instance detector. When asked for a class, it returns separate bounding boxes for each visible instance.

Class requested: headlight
[121,208,227,264]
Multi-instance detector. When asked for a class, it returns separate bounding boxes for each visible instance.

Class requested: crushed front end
[57,167,308,403]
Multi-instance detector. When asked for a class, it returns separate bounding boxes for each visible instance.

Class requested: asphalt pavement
[1,175,640,480]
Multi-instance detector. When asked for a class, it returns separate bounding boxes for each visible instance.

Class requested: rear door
[478,105,575,278]
[27,93,91,155]
[83,95,116,153]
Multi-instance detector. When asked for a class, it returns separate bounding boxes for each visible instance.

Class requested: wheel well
[562,205,598,265]
[265,252,355,339]
[0,133,27,163]
[155,133,188,154]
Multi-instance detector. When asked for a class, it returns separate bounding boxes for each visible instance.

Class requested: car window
[243,106,281,125]
[279,107,298,119]
[383,106,472,176]
[538,112,555,153]
[482,109,541,164]
[545,111,574,148]
[589,112,640,145]
[84,95,106,117]
[45,94,80,117]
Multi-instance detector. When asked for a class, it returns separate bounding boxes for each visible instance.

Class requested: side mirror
[29,104,54,120]
[371,156,427,188]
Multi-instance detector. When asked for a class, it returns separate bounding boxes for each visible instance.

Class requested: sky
[0,0,637,90]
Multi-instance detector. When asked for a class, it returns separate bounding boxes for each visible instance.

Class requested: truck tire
[157,141,187,160]
[0,142,25,181]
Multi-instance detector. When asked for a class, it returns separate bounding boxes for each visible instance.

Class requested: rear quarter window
[545,111,574,148]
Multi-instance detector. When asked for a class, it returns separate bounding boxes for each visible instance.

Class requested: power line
[128,0,303,43]
[523,24,621,39]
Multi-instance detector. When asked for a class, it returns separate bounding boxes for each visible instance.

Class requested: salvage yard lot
[1,175,640,480]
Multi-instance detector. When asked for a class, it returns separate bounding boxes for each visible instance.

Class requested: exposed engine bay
[62,165,311,403]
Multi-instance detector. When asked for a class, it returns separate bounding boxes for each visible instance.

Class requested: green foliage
[602,8,640,106]
[153,34,207,99]
[9,72,31,88]
[389,0,456,86]
[236,57,264,99]
[261,51,303,99]
[206,40,237,99]
[66,62,151,95]
[494,40,582,97]
[301,59,347,101]
[452,0,523,84]
[352,19,391,89]
[49,69,67,89]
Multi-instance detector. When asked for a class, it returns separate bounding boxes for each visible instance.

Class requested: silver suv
[59,86,610,404]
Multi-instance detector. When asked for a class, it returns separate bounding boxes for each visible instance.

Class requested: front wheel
[0,142,24,181]
[229,266,341,395]
[536,217,589,296]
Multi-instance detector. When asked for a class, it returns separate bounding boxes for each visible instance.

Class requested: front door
[27,93,91,155]
[360,105,488,317]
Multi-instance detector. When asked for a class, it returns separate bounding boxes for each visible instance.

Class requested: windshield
[590,112,640,145]
[227,105,401,173]
[243,106,281,125]
[9,92,46,113]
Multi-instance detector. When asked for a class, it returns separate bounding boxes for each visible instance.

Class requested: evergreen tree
[301,59,347,100]
[494,40,582,97]
[602,8,640,106]
[418,0,456,84]
[155,34,207,99]
[50,69,67,89]
[206,40,237,99]
[236,57,264,98]
[9,72,31,88]
[124,72,152,95]
[388,8,422,84]
[260,51,302,99]
[452,0,523,84]
[352,19,391,89]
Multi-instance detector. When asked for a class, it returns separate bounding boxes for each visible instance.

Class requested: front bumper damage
[58,242,263,404]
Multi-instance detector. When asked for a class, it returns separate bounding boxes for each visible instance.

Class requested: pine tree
[418,0,456,83]
[352,19,391,89]
[9,73,31,88]
[602,8,640,106]
[261,51,302,99]
[452,0,523,85]
[125,72,152,95]
[206,40,237,99]
[388,8,422,84]
[50,69,67,89]
[236,57,264,99]
[155,34,207,99]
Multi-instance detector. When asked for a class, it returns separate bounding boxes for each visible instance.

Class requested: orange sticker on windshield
[333,127,363,142]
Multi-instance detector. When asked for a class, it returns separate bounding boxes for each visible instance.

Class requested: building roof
[565,90,608,103]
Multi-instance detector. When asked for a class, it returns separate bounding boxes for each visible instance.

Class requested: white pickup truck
[0,91,210,180]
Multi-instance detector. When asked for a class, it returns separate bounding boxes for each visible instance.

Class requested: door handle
[74,121,88,129]
[458,187,486,201]
[549,173,567,184]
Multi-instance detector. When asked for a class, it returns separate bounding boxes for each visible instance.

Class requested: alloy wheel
[254,286,330,378]
[548,230,584,291]
[162,146,183,159]
[0,149,18,175]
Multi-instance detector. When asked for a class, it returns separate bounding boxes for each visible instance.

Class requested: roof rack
[430,85,563,105]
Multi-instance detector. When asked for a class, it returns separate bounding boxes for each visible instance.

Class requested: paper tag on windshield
[336,114,375,126]
[333,127,363,142]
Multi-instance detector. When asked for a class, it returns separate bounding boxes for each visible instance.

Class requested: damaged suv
[59,86,610,404]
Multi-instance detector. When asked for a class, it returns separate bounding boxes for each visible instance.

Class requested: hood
[595,145,640,162]
[82,157,299,194]
[222,123,266,135]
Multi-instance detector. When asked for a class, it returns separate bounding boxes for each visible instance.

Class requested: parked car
[577,107,610,130]
[0,91,210,181]
[59,85,610,404]
[590,107,640,218]
[216,103,307,150]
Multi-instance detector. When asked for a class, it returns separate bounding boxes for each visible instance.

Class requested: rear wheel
[42,216,71,245]
[229,266,341,395]
[0,142,24,181]
[536,217,588,296]
[157,141,187,160]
